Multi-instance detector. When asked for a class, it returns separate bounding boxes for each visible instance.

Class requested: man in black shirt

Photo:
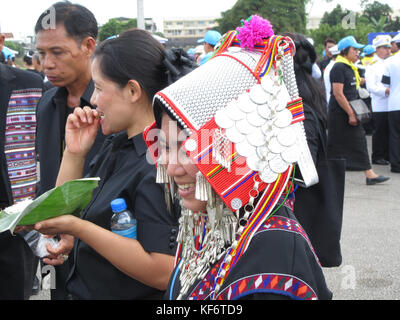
[319,38,337,76]
[34,1,105,299]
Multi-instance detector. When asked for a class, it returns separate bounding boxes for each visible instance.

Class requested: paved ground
[322,137,400,300]
[30,136,400,300]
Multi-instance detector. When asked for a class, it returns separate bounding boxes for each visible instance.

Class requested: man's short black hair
[35,1,98,41]
[324,38,336,47]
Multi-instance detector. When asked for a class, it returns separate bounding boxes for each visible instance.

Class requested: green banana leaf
[0,178,100,234]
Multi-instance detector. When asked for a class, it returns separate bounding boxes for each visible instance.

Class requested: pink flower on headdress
[236,15,274,50]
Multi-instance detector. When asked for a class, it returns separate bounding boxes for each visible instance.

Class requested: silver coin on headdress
[247,109,267,127]
[247,127,267,147]
[235,139,256,158]
[277,127,296,147]
[257,145,278,162]
[225,100,246,121]
[215,108,234,129]
[260,165,279,184]
[266,96,280,111]
[225,126,245,144]
[261,76,279,95]
[246,155,264,172]
[281,145,299,164]
[276,86,291,111]
[268,136,285,154]
[257,103,272,120]
[269,155,289,174]
[249,84,269,105]
[237,92,257,113]
[236,117,255,135]
[261,120,274,137]
[274,109,293,128]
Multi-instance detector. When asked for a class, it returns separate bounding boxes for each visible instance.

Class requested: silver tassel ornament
[156,164,168,184]
[195,171,210,201]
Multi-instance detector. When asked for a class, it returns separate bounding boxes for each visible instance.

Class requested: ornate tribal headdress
[147,15,318,300]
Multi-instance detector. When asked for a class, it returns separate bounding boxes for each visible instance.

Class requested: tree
[98,18,137,42]
[361,0,392,24]
[370,16,389,33]
[385,16,400,33]
[4,41,24,57]
[308,21,374,58]
[216,0,307,35]
[320,4,351,26]
[307,0,396,58]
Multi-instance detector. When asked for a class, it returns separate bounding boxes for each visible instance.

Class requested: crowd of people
[318,33,400,185]
[0,1,399,301]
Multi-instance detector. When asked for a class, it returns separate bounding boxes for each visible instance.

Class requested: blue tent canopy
[1,46,17,61]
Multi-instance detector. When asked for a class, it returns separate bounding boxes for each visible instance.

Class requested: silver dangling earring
[156,164,175,213]
[195,171,217,209]
[195,171,209,201]
[156,164,168,184]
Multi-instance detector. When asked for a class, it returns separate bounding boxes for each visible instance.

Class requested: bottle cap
[111,198,127,212]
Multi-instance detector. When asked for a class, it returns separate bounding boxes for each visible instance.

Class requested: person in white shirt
[324,45,340,109]
[365,35,392,165]
[390,33,400,56]
[382,45,400,172]
[307,37,323,80]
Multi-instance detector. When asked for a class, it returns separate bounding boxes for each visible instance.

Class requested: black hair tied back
[163,48,198,86]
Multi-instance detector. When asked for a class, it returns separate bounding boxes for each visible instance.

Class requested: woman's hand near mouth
[65,106,101,157]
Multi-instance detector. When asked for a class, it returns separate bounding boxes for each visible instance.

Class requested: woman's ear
[126,79,142,104]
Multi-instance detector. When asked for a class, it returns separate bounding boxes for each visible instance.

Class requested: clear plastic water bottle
[110,198,137,239]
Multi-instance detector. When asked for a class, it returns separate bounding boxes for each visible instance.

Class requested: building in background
[114,17,157,33]
[163,17,218,48]
[306,16,322,30]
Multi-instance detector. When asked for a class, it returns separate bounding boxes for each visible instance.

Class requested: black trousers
[389,111,400,171]
[0,232,36,300]
[372,112,389,162]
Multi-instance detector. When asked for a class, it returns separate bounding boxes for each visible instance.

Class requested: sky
[1,0,400,39]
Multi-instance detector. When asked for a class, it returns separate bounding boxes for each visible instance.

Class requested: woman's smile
[177,183,196,198]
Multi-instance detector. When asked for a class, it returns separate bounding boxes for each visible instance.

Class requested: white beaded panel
[156,50,260,130]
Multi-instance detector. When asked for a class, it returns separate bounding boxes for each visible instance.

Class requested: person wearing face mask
[33,29,186,300]
[327,36,389,186]
[150,15,332,300]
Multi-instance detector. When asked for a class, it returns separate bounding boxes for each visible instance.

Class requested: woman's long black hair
[283,33,327,124]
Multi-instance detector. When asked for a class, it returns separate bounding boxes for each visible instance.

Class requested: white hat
[194,45,204,55]
[373,35,392,48]
[329,45,340,55]
[392,33,400,43]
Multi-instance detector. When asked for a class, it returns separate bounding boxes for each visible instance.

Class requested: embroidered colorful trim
[216,273,318,300]
[258,215,321,266]
[209,167,293,299]
[187,214,320,300]
[188,260,223,300]
[5,89,42,202]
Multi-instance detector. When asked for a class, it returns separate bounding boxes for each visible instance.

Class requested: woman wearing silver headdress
[148,16,332,300]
